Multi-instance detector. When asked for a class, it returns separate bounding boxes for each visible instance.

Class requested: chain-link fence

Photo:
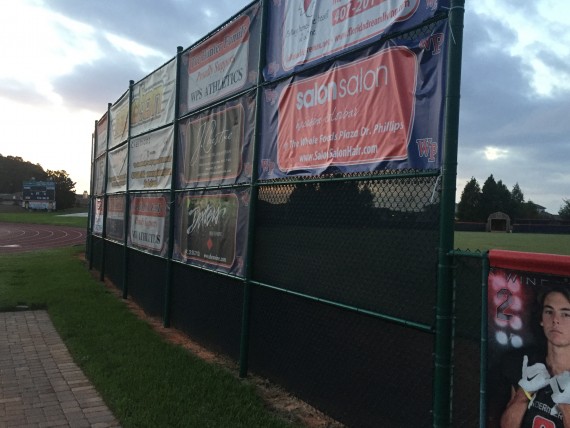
[87,1,467,426]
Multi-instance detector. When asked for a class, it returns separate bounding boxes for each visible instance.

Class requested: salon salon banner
[259,20,447,179]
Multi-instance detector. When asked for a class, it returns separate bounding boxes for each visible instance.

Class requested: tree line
[457,174,570,222]
[0,154,77,210]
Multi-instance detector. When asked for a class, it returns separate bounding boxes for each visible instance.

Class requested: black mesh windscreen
[90,236,104,272]
[103,240,125,291]
[169,263,243,361]
[126,249,167,318]
[253,174,440,325]
[453,255,484,427]
[248,285,435,428]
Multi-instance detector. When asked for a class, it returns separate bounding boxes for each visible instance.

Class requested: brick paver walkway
[0,311,120,427]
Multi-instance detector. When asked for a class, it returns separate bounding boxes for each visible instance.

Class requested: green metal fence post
[163,46,183,328]
[239,0,268,378]
[480,252,489,427]
[434,1,465,427]
[100,102,112,282]
[122,80,134,300]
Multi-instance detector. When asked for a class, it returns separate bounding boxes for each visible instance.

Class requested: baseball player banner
[486,250,570,428]
[95,112,108,159]
[128,194,170,257]
[130,58,176,137]
[264,0,449,80]
[179,2,261,115]
[173,188,250,277]
[129,126,174,191]
[177,92,255,188]
[107,144,128,193]
[109,91,129,149]
[258,20,447,179]
[106,194,126,242]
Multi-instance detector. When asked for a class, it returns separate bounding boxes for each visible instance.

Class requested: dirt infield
[0,222,86,254]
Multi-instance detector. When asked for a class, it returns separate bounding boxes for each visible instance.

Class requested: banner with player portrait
[173,188,250,277]
[177,92,255,188]
[128,194,170,257]
[259,20,448,179]
[264,0,449,80]
[129,126,174,191]
[486,250,570,428]
[179,2,261,115]
[131,58,177,137]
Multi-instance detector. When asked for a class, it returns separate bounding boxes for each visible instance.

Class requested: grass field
[454,231,570,256]
[0,207,88,228]
[0,247,296,428]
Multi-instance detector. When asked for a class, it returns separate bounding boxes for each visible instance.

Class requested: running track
[0,223,86,254]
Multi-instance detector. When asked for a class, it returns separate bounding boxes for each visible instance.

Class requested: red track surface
[0,223,86,254]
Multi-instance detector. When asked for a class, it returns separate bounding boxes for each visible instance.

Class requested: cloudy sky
[0,0,568,214]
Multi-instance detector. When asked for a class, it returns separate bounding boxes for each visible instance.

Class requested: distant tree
[516,200,540,219]
[559,199,570,220]
[0,154,47,193]
[456,177,481,221]
[46,170,76,210]
[478,175,514,219]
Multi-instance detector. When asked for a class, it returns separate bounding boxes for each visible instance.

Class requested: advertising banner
[259,22,447,179]
[179,3,261,115]
[128,194,170,257]
[110,91,129,149]
[107,145,128,193]
[131,59,176,137]
[173,189,250,277]
[95,112,108,159]
[129,126,174,191]
[93,155,107,196]
[106,194,126,242]
[486,250,570,428]
[177,93,255,188]
[264,0,449,80]
[92,197,105,236]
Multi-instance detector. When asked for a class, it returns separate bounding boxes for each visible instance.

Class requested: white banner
[128,195,169,256]
[110,91,129,148]
[95,112,108,158]
[129,126,174,191]
[107,145,128,193]
[93,155,106,196]
[131,59,176,137]
[280,0,420,71]
[92,197,104,236]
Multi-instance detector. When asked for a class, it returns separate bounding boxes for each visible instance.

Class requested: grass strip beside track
[0,247,295,428]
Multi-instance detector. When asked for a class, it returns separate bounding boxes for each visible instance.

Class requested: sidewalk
[0,311,120,428]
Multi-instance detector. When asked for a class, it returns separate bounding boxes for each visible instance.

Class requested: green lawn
[454,231,570,256]
[0,209,88,228]
[0,248,296,428]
